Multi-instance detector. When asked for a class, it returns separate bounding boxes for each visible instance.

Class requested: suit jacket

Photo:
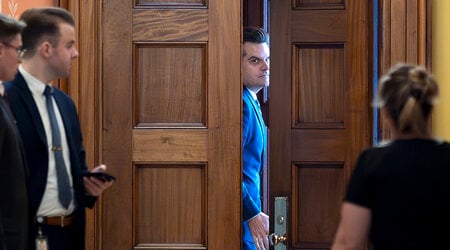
[242,87,266,249]
[4,73,96,250]
[0,96,30,250]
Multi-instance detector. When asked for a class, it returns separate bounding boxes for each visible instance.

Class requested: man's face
[0,34,22,81]
[242,42,270,93]
[48,22,79,78]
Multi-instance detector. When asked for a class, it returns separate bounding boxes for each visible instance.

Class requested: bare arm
[331,202,371,250]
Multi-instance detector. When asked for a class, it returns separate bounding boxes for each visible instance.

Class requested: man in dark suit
[4,7,113,250]
[0,13,29,250]
[242,27,270,250]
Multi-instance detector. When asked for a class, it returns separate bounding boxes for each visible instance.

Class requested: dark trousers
[34,224,77,250]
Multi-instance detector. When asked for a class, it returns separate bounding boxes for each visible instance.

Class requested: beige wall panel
[134,44,206,127]
[134,164,205,247]
[133,9,208,42]
[293,44,345,128]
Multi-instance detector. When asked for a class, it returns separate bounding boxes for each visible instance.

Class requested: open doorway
[243,0,270,215]
[244,1,373,249]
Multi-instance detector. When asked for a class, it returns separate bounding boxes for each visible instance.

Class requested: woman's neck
[391,131,432,140]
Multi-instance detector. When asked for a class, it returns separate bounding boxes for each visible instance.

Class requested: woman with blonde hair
[331,64,450,250]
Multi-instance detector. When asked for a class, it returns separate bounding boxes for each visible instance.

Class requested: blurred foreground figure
[332,64,450,250]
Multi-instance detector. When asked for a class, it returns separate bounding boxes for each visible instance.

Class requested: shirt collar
[19,65,48,96]
[245,87,258,101]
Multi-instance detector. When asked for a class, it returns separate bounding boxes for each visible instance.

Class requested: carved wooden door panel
[270,0,371,249]
[99,0,241,249]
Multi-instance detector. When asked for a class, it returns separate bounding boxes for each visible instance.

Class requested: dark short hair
[243,27,269,44]
[0,13,26,43]
[19,7,75,58]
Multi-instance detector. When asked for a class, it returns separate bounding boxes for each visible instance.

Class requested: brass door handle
[273,197,288,249]
[269,233,287,246]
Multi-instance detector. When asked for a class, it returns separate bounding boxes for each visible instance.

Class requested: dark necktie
[44,85,72,209]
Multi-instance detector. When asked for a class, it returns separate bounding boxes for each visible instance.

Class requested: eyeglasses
[1,42,27,57]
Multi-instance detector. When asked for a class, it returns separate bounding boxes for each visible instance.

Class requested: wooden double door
[86,0,371,249]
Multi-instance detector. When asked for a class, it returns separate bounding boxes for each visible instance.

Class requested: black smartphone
[82,172,116,182]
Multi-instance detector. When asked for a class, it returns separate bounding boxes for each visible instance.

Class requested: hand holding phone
[83,172,116,182]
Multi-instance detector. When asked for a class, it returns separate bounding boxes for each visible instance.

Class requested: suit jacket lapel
[15,73,47,145]
[244,88,265,134]
[243,88,266,168]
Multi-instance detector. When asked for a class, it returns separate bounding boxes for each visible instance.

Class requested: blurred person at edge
[0,13,30,250]
[332,64,450,250]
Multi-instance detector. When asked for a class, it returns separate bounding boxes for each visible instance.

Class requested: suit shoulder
[53,88,76,104]
[3,79,18,90]
[3,72,26,92]
[53,87,71,98]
